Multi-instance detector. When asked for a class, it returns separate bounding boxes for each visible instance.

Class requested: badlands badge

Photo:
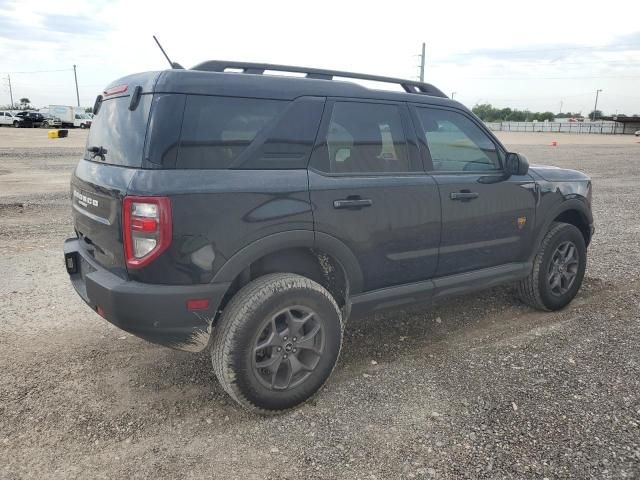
[517,216,527,229]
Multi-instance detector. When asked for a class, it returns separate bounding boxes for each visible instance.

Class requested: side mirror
[505,152,529,176]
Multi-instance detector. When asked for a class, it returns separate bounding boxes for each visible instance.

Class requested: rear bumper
[64,238,230,352]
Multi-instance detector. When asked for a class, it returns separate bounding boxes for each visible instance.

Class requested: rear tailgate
[71,75,156,278]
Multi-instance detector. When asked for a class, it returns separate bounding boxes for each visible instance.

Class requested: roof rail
[190,60,447,98]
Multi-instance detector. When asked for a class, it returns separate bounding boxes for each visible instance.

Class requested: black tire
[13,121,19,128]
[80,123,87,129]
[212,273,343,414]
[518,222,586,311]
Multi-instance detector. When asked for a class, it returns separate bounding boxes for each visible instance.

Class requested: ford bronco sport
[64,61,594,413]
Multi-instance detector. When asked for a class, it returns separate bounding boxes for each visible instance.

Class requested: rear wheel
[518,222,586,311]
[212,273,343,414]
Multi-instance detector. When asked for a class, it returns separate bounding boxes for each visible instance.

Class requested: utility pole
[7,74,14,108]
[73,65,80,107]
[451,91,457,100]
[559,100,563,114]
[419,42,426,82]
[592,89,602,121]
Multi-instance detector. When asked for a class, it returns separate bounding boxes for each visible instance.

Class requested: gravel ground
[0,130,639,479]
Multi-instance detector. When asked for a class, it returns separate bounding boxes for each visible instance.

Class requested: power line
[449,42,640,58]
[0,68,73,75]
[452,74,640,80]
[432,58,640,68]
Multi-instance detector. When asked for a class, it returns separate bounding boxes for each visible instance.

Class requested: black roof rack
[191,60,447,98]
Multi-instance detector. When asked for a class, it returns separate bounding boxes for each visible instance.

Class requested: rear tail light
[122,196,172,268]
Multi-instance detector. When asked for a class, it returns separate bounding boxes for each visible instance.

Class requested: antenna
[152,35,183,69]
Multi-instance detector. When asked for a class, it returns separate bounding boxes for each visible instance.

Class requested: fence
[484,121,629,135]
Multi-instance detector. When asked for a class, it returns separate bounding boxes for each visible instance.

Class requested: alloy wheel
[547,240,579,296]
[252,306,325,390]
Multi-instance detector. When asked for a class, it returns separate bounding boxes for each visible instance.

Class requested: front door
[308,99,441,292]
[411,105,537,277]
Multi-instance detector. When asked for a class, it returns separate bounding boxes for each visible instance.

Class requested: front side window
[177,96,286,169]
[415,107,501,172]
[321,102,409,174]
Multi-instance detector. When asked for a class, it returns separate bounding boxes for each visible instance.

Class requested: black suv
[64,62,593,413]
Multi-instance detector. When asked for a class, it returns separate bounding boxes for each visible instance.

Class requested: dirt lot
[1,128,639,479]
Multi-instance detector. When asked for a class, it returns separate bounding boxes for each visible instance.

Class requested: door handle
[450,191,479,201]
[333,198,373,209]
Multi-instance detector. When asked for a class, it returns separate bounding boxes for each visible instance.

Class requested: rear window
[176,96,286,169]
[84,95,152,167]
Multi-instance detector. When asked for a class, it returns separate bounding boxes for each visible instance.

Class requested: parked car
[42,114,62,128]
[0,110,21,127]
[15,111,45,128]
[635,130,639,136]
[64,62,594,413]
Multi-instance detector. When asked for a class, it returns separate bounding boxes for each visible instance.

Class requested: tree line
[472,104,558,122]
[1,98,32,110]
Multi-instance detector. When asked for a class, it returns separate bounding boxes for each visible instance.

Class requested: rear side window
[176,96,286,169]
[84,95,152,167]
[317,102,409,174]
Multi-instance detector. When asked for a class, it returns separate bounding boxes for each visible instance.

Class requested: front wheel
[13,121,20,128]
[518,222,587,311]
[211,273,343,414]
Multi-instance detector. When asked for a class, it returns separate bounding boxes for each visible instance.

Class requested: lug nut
[292,337,297,342]
[283,354,288,359]
[277,347,282,352]
[283,336,288,341]
[292,348,297,353]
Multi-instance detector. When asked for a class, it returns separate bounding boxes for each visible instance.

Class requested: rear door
[71,91,153,278]
[308,99,441,292]
[411,105,537,277]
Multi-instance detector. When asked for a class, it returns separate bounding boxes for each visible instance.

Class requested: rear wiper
[87,146,107,160]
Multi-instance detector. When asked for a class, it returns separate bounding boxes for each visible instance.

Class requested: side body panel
[433,173,537,276]
[309,172,441,291]
[127,169,314,285]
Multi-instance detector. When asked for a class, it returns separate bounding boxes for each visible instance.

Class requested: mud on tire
[518,222,587,311]
[211,273,343,414]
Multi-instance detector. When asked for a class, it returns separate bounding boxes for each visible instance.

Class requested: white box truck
[47,105,92,129]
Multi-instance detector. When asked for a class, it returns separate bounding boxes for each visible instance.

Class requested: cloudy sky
[2,0,640,115]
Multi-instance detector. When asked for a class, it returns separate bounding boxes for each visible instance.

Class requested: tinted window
[321,102,409,174]
[83,94,152,167]
[416,108,500,172]
[177,96,286,169]
[144,93,186,168]
[237,97,325,170]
